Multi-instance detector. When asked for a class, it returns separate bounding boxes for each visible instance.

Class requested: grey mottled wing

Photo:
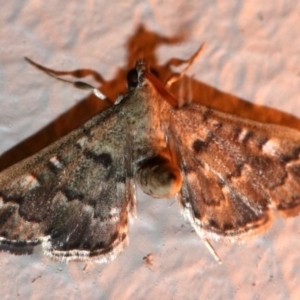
[170,104,300,241]
[0,105,135,262]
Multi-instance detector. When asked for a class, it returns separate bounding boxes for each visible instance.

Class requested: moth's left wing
[0,105,136,262]
[169,104,300,241]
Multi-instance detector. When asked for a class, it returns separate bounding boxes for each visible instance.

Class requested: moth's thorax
[123,78,171,160]
[122,75,182,198]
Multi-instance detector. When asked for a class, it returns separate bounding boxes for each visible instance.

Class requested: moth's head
[126,60,178,107]
[126,59,149,91]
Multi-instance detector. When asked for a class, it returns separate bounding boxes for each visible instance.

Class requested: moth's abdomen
[136,156,182,198]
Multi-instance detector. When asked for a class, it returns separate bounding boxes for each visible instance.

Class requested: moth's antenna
[165,43,206,88]
[145,72,179,107]
[24,57,108,102]
[204,239,222,264]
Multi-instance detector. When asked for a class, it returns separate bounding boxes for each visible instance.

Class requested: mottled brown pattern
[170,104,300,240]
[1,58,300,263]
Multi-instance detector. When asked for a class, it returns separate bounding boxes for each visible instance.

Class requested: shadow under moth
[1,47,300,264]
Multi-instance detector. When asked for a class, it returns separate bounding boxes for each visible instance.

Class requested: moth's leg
[204,239,222,264]
[165,43,206,88]
[24,57,111,103]
[83,262,92,272]
[114,94,126,105]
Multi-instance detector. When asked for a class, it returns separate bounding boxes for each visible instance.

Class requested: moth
[1,48,300,264]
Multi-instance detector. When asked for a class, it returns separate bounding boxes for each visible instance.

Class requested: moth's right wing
[0,105,136,262]
[169,104,300,242]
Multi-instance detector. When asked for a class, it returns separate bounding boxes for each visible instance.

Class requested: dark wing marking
[170,104,300,241]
